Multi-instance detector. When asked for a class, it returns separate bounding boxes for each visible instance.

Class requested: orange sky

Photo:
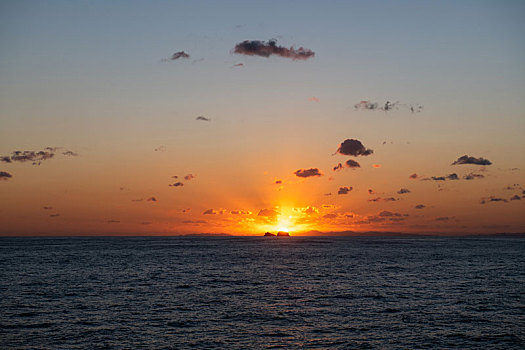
[1,1,524,235]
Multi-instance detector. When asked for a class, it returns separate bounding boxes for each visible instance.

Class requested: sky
[1,0,524,235]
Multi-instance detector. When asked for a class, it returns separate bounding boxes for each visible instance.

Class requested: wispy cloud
[415,204,426,209]
[162,51,190,61]
[308,96,320,102]
[397,188,411,194]
[169,182,184,187]
[196,116,211,122]
[0,148,77,165]
[480,196,508,204]
[233,39,315,60]
[354,100,423,113]
[184,174,195,181]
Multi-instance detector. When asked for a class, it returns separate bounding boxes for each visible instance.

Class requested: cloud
[338,186,353,195]
[184,174,195,181]
[231,210,252,215]
[336,139,373,157]
[232,63,244,68]
[163,51,190,61]
[368,197,399,202]
[274,179,282,184]
[1,150,54,165]
[424,173,459,181]
[324,192,332,196]
[322,213,338,219]
[435,217,450,221]
[0,171,12,181]
[510,195,521,201]
[415,204,426,209]
[294,168,322,178]
[333,163,343,171]
[154,146,166,152]
[452,155,492,166]
[354,100,423,112]
[346,159,361,168]
[504,184,521,190]
[172,175,178,179]
[147,197,157,202]
[372,164,381,168]
[182,220,207,224]
[409,173,421,179]
[169,182,184,187]
[463,173,485,180]
[49,213,60,217]
[62,150,78,157]
[368,189,380,195]
[131,199,143,202]
[196,116,211,122]
[308,96,320,102]
[233,39,315,60]
[257,208,280,217]
[1,148,78,165]
[397,188,411,194]
[203,209,217,215]
[480,196,508,204]
[42,206,53,210]
[379,211,403,217]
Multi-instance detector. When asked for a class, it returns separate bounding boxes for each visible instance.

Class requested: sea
[1,236,524,349]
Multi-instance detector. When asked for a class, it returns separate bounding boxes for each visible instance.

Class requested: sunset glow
[0,1,524,236]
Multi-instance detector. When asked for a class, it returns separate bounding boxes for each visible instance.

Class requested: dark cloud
[333,163,343,171]
[324,193,332,196]
[336,139,373,157]
[196,116,211,122]
[203,209,217,215]
[463,173,485,180]
[409,173,421,179]
[510,195,521,201]
[397,188,410,194]
[131,199,144,202]
[154,146,166,152]
[415,204,426,209]
[504,184,521,190]
[172,175,178,179]
[1,148,77,165]
[147,197,157,202]
[274,179,282,185]
[480,196,508,204]
[163,51,190,61]
[49,213,60,217]
[42,206,53,210]
[345,159,361,168]
[1,150,54,165]
[424,173,459,181]
[338,186,353,195]
[368,189,381,195]
[0,171,12,180]
[233,39,315,60]
[368,197,399,202]
[452,155,492,166]
[184,174,195,181]
[169,182,184,187]
[294,168,322,178]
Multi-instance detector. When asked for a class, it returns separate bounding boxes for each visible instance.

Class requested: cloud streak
[233,39,315,60]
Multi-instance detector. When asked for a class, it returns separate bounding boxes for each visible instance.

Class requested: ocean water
[0,236,524,349]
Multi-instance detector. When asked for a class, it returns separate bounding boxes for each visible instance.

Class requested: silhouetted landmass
[264,232,276,237]
[277,231,290,237]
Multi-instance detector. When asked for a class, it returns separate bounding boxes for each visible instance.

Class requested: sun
[277,227,289,233]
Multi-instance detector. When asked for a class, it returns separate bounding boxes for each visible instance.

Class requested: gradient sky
[1,0,524,235]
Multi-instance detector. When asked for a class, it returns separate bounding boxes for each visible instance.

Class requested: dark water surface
[1,236,524,349]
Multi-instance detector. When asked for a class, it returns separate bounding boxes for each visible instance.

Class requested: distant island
[264,231,290,237]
